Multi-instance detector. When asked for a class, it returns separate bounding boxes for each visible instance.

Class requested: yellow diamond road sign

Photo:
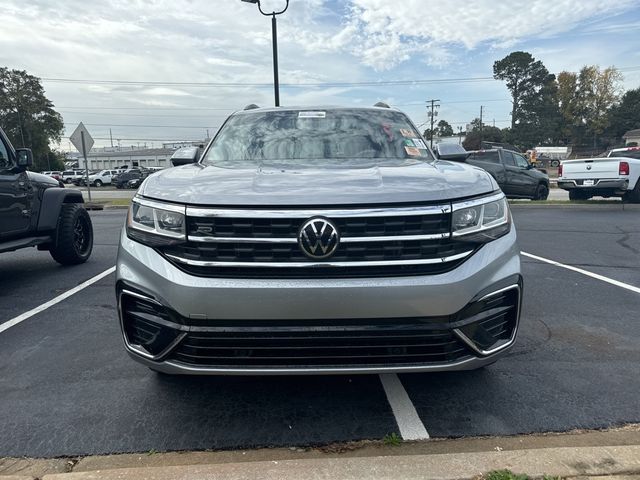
[69,122,94,156]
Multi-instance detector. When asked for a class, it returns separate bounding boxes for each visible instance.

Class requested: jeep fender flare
[37,188,84,232]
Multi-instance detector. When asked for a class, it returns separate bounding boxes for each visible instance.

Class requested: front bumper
[116,227,522,375]
[558,178,629,192]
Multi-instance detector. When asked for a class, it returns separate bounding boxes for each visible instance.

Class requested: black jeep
[0,127,94,264]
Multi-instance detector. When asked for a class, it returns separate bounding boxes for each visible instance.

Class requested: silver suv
[116,105,521,375]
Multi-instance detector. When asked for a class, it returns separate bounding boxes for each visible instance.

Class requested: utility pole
[426,99,440,149]
[110,129,114,148]
[479,105,485,145]
[458,126,463,145]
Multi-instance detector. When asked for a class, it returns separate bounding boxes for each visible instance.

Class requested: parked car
[0,128,93,264]
[114,169,144,188]
[558,146,640,202]
[62,169,86,184]
[117,105,522,375]
[436,144,550,200]
[82,169,119,187]
[126,177,144,189]
[42,170,63,181]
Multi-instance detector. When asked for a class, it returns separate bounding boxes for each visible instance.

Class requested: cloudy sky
[1,0,639,148]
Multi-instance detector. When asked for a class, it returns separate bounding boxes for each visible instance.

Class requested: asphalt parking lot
[0,205,638,458]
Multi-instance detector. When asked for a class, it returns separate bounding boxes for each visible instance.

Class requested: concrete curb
[36,445,640,480]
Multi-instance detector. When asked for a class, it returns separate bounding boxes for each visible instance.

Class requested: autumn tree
[576,66,622,147]
[0,68,64,171]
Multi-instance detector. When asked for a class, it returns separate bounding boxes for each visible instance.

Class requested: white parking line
[521,251,640,295]
[379,373,429,440]
[0,266,116,335]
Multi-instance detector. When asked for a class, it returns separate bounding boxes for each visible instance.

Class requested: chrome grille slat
[165,250,473,268]
[186,204,451,218]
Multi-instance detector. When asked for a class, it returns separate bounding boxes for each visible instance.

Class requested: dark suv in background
[436,144,549,200]
[115,169,145,189]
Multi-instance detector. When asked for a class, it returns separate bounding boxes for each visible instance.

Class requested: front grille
[189,213,449,238]
[159,204,476,278]
[168,318,471,368]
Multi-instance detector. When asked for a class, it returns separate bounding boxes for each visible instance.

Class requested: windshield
[202,109,434,168]
[611,150,640,160]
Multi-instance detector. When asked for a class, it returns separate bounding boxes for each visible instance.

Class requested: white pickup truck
[558,146,640,202]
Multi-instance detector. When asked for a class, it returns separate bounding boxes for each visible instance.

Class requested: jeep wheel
[65,178,74,184]
[50,204,93,265]
[94,180,103,187]
[532,183,549,201]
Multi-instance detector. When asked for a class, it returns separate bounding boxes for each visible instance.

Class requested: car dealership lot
[0,206,638,458]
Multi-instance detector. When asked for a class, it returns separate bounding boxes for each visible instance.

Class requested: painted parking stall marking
[0,266,116,334]
[379,373,430,440]
[521,251,640,295]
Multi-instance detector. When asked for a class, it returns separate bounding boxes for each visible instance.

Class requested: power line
[39,65,640,89]
[42,76,496,88]
[57,106,236,111]
[63,122,219,129]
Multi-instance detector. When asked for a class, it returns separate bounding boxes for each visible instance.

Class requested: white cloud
[337,0,639,70]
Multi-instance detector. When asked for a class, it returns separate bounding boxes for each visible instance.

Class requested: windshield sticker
[382,124,394,141]
[412,138,427,149]
[400,128,413,137]
[403,139,415,147]
[405,146,421,156]
[298,111,326,118]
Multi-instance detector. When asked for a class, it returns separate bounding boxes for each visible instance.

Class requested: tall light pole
[242,0,289,107]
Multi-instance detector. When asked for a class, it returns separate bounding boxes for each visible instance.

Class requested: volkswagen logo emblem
[586,165,592,170]
[298,218,339,259]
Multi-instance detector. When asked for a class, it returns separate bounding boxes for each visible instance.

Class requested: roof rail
[243,104,260,110]
[374,102,390,108]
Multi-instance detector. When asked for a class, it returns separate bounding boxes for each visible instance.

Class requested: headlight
[452,194,510,242]
[126,197,186,246]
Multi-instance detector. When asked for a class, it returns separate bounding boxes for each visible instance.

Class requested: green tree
[606,87,640,141]
[0,68,64,171]
[436,119,454,137]
[462,118,504,150]
[493,51,555,130]
[423,119,454,140]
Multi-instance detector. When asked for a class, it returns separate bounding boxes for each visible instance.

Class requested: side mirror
[170,147,200,166]
[15,148,33,169]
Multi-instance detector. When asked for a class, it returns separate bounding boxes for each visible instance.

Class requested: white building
[78,148,176,170]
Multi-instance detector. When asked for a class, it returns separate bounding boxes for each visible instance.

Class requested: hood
[139,160,498,206]
[27,171,59,187]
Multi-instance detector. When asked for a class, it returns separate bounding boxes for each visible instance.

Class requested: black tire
[65,178,73,184]
[533,183,549,201]
[551,160,560,168]
[623,181,640,204]
[49,204,93,265]
[569,190,591,201]
[94,179,102,187]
